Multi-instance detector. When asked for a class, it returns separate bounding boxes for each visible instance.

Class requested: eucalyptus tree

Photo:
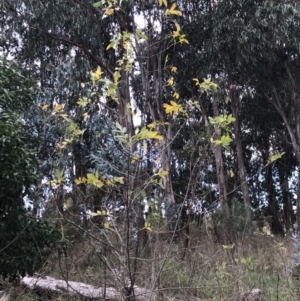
[164,0,253,217]
[163,0,300,234]
[235,0,300,230]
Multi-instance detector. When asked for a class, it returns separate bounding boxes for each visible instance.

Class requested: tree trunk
[229,85,251,223]
[118,68,134,141]
[278,166,292,232]
[267,86,300,231]
[295,106,300,232]
[159,125,175,203]
[264,156,284,235]
[212,99,229,215]
[135,26,174,203]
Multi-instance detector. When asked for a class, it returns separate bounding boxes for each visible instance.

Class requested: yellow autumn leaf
[105,8,114,15]
[149,131,163,140]
[193,78,200,86]
[147,121,158,129]
[229,169,235,178]
[132,127,164,142]
[167,76,174,86]
[105,179,113,186]
[113,71,120,83]
[83,112,89,121]
[112,176,124,184]
[172,23,181,38]
[56,141,68,149]
[165,2,182,16]
[143,222,153,231]
[158,168,168,178]
[173,91,180,99]
[42,104,49,110]
[179,35,189,44]
[163,100,182,115]
[158,0,167,7]
[131,155,140,163]
[74,177,86,185]
[94,66,102,80]
[171,66,177,73]
[53,104,63,112]
[95,179,104,188]
[147,131,160,139]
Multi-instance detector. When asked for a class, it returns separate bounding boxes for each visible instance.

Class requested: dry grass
[4,225,300,301]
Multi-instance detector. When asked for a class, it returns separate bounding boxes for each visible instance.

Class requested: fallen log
[238,288,261,301]
[21,275,261,301]
[21,275,157,300]
[0,291,10,301]
[22,275,117,300]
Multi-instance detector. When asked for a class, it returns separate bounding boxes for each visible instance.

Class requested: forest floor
[2,224,300,301]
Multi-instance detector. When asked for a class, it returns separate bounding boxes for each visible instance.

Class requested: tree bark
[266,86,300,231]
[135,23,174,203]
[212,99,229,215]
[278,165,292,232]
[295,106,300,232]
[229,85,251,222]
[264,153,284,235]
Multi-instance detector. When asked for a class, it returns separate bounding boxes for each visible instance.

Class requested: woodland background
[1,0,300,300]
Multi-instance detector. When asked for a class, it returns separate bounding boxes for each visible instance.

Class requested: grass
[3,223,300,301]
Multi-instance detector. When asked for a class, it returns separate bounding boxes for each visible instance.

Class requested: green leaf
[55,169,64,181]
[193,101,201,111]
[89,212,100,217]
[266,152,285,166]
[93,1,102,8]
[220,135,232,147]
[135,28,148,41]
[226,114,236,124]
[158,179,165,190]
[223,243,235,250]
[199,78,218,93]
[208,116,215,124]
